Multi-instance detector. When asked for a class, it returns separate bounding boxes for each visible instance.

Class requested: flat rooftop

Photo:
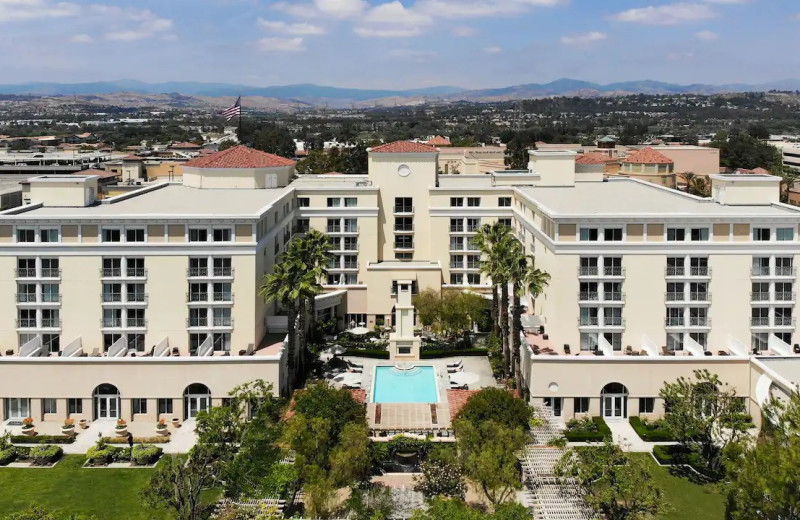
[522,178,800,217]
[291,174,375,189]
[14,183,291,219]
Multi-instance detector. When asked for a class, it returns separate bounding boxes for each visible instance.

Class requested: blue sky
[2,0,797,89]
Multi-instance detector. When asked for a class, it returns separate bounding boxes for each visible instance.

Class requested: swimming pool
[372,365,439,403]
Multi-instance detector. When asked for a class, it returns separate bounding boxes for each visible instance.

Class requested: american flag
[221,96,241,121]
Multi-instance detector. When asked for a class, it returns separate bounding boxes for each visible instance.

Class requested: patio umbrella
[324,344,347,356]
[350,326,370,335]
[333,372,362,386]
[449,372,480,386]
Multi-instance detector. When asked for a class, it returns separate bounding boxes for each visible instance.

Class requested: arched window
[183,383,211,419]
[600,382,629,419]
[93,383,120,420]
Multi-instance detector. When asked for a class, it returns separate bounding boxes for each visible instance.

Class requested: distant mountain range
[1,78,798,108]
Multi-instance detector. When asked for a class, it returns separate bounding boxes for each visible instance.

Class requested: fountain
[388,280,421,360]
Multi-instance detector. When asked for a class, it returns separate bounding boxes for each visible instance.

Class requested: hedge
[563,416,612,442]
[132,445,163,465]
[86,445,116,466]
[11,434,74,444]
[629,416,675,442]
[0,447,16,466]
[29,445,62,465]
[343,348,389,359]
[102,436,170,444]
[420,348,488,359]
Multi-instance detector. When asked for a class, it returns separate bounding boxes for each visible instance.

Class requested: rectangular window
[639,397,655,414]
[212,228,232,242]
[467,197,481,207]
[690,228,709,241]
[450,197,464,207]
[604,228,623,241]
[344,197,357,207]
[498,197,511,207]
[450,273,463,284]
[753,228,771,241]
[498,218,512,227]
[132,398,147,415]
[40,229,58,243]
[126,228,145,242]
[574,397,589,414]
[16,228,35,243]
[777,227,794,241]
[394,197,412,213]
[395,217,413,232]
[579,228,599,241]
[466,273,481,284]
[395,235,413,249]
[42,398,57,414]
[297,197,309,208]
[102,229,121,242]
[189,228,208,242]
[326,197,340,207]
[667,228,685,241]
[158,398,174,415]
[68,398,82,415]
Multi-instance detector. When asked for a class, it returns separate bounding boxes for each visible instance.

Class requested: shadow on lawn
[667,463,720,486]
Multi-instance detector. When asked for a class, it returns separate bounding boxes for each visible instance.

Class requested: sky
[1,0,798,90]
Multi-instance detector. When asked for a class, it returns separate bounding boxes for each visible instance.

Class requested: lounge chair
[347,360,364,370]
[342,382,361,389]
[446,358,462,369]
[447,364,463,374]
[449,382,468,390]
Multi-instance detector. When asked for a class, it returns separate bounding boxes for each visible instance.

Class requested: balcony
[665,266,685,277]
[15,268,37,278]
[213,316,234,327]
[126,268,147,278]
[578,316,599,326]
[665,317,685,327]
[40,268,61,279]
[689,266,711,277]
[187,317,208,327]
[213,267,234,277]
[751,292,770,302]
[16,293,37,303]
[578,291,599,302]
[774,316,796,327]
[102,293,123,303]
[776,266,796,277]
[41,293,61,303]
[327,225,342,233]
[603,266,625,277]
[604,316,625,327]
[665,291,685,302]
[187,267,209,277]
[449,225,465,233]
[126,293,148,304]
[342,262,359,270]
[16,318,37,328]
[466,262,481,270]
[102,318,122,328]
[213,292,234,303]
[603,292,624,302]
[689,292,710,302]
[688,316,711,327]
[751,266,771,277]
[187,292,209,303]
[775,291,795,302]
[41,317,60,328]
[393,205,414,215]
[126,317,147,328]
[750,317,769,327]
[101,268,122,278]
[578,266,599,277]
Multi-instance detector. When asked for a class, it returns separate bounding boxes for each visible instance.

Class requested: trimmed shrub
[10,434,74,444]
[113,447,132,462]
[343,348,389,359]
[629,416,675,442]
[454,387,532,431]
[29,445,62,465]
[86,444,117,465]
[0,447,16,465]
[420,348,488,359]
[563,416,611,442]
[102,436,170,444]
[131,444,163,465]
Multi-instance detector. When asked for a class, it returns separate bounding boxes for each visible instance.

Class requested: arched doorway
[93,383,120,420]
[600,382,628,419]
[183,383,211,419]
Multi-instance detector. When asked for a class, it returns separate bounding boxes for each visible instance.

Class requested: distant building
[618,147,676,187]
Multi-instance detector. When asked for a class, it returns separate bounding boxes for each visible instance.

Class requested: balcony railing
[751,266,771,276]
[187,317,208,327]
[604,316,625,326]
[665,291,685,302]
[750,317,769,327]
[16,293,36,303]
[578,316,599,326]
[603,266,625,276]
[450,262,464,269]
[101,268,122,277]
[343,262,359,269]
[689,316,710,327]
[40,268,61,278]
[776,266,796,277]
[665,266,685,276]
[327,225,341,233]
[41,318,60,328]
[690,292,710,301]
[578,291,599,301]
[102,293,122,303]
[466,225,480,233]
[187,267,208,277]
[393,205,414,214]
[774,316,796,327]
[578,266,599,276]
[449,225,464,232]
[213,316,233,327]
[775,291,795,302]
[665,317,685,327]
[102,318,122,328]
[604,291,624,302]
[690,266,711,276]
[751,292,770,302]
[16,318,37,328]
[126,317,147,328]
[126,268,147,278]
[41,293,61,303]
[466,262,481,269]
[213,292,233,303]
[15,268,36,278]
[213,267,233,277]
[127,293,147,303]
[187,292,209,303]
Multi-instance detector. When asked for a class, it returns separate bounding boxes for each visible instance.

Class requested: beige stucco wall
[654,146,720,176]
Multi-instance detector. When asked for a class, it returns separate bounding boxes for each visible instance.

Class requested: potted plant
[171,417,181,428]
[20,417,35,436]
[79,418,88,429]
[155,418,169,436]
[61,418,76,435]
[114,418,127,436]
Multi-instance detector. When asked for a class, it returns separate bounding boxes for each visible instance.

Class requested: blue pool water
[372,365,439,403]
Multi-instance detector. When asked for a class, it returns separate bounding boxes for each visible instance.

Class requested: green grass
[0,455,162,519]
[634,454,725,520]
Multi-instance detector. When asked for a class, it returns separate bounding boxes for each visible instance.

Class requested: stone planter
[171,418,181,428]
[21,426,35,436]
[156,427,169,436]
[61,426,75,436]
[114,427,127,437]
[79,419,88,429]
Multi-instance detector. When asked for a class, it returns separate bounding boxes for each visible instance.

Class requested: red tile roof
[74,168,120,179]
[576,152,613,165]
[183,145,295,168]
[170,141,202,149]
[427,135,452,146]
[446,389,480,421]
[735,167,771,175]
[621,147,673,165]
[122,155,145,161]
[370,140,437,154]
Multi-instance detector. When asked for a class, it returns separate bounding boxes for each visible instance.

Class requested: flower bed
[29,445,63,466]
[87,441,163,467]
[629,416,675,442]
[10,435,75,445]
[0,447,17,466]
[101,436,170,445]
[563,416,612,442]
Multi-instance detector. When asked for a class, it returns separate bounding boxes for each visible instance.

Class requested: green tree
[454,387,532,431]
[509,252,549,393]
[555,440,667,520]
[346,484,396,520]
[726,393,800,520]
[679,172,710,197]
[259,261,303,385]
[250,125,296,157]
[412,289,488,338]
[296,149,337,175]
[291,230,333,344]
[710,131,783,171]
[413,458,466,499]
[2,507,97,520]
[504,134,532,170]
[217,139,236,151]
[341,141,368,174]
[139,454,217,520]
[659,369,751,476]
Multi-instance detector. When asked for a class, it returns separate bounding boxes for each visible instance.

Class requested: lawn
[0,455,162,520]
[634,454,725,520]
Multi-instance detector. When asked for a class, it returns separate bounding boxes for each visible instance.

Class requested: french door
[7,398,30,420]
[186,396,209,418]
[96,396,119,419]
[602,395,627,419]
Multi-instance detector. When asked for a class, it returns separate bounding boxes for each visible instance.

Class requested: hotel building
[0,142,796,427]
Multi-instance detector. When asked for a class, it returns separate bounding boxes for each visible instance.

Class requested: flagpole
[238,96,243,144]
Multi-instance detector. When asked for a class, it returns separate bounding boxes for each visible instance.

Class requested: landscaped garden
[639,454,725,520]
[562,416,611,442]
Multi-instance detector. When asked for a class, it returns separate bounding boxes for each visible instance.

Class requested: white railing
[107,336,128,358]
[154,337,171,357]
[61,337,83,357]
[197,336,214,357]
[19,335,43,357]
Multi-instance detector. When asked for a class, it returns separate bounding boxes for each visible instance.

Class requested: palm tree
[259,261,302,385]
[680,172,710,197]
[474,222,513,339]
[512,256,550,397]
[298,230,333,340]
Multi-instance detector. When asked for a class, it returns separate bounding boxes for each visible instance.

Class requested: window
[213,228,232,242]
[344,197,357,207]
[498,196,511,207]
[295,218,309,233]
[68,398,82,415]
[450,236,464,250]
[297,197,310,208]
[466,273,481,284]
[579,228,599,241]
[639,397,655,414]
[394,197,412,213]
[40,229,58,243]
[132,398,147,415]
[604,228,622,241]
[466,218,481,232]
[498,218,512,227]
[395,235,413,249]
[41,258,59,277]
[467,197,481,207]
[395,217,413,232]
[753,227,770,241]
[41,283,59,303]
[574,397,589,414]
[42,398,57,414]
[189,228,208,242]
[326,197,341,207]
[690,228,709,241]
[777,227,794,241]
[450,273,463,284]
[667,228,685,241]
[126,228,145,242]
[127,257,145,277]
[450,197,464,207]
[16,228,35,243]
[102,228,121,242]
[158,398,173,415]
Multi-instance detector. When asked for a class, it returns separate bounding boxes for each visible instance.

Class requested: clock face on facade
[397,164,411,177]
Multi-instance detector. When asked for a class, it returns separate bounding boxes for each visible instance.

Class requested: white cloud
[560,31,607,46]
[702,0,748,3]
[70,33,94,43]
[257,18,325,35]
[273,0,368,19]
[451,25,476,37]
[415,0,563,19]
[85,5,174,42]
[387,49,437,62]
[482,46,502,54]
[256,36,306,52]
[0,0,79,22]
[354,26,422,38]
[364,1,432,25]
[610,3,717,25]
[695,30,719,40]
